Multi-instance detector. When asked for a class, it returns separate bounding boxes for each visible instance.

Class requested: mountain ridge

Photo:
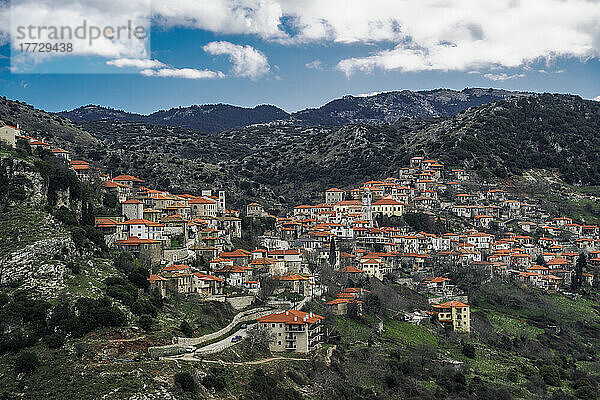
[57,87,531,133]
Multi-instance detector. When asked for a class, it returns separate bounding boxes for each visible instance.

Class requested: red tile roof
[257,309,323,325]
[95,218,119,228]
[432,300,469,309]
[122,199,144,204]
[163,264,191,271]
[113,174,143,182]
[220,249,252,258]
[339,266,364,273]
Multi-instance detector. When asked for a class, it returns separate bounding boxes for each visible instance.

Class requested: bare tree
[246,325,276,353]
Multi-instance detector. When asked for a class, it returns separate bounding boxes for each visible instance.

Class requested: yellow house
[432,300,470,333]
[372,198,406,217]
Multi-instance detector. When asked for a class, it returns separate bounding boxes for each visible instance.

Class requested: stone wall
[226,295,255,310]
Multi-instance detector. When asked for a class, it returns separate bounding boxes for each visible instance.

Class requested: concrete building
[258,310,324,353]
[325,188,345,204]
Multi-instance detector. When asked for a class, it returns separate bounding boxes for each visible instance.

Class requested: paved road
[162,323,256,361]
[176,308,274,346]
[195,323,255,354]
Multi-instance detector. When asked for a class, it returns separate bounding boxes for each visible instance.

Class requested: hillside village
[2,119,599,359]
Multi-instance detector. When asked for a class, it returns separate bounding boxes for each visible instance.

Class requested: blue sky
[1,0,599,114]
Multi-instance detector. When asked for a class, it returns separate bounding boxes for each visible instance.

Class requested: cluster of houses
[245,157,600,335]
[95,175,244,268]
[6,122,600,347]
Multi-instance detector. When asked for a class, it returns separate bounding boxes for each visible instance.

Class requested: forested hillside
[58,88,527,133]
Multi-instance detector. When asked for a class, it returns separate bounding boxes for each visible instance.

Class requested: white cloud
[140,68,224,79]
[107,58,166,69]
[305,59,322,70]
[484,73,526,81]
[153,0,287,40]
[7,0,151,57]
[107,58,224,80]
[156,0,600,76]
[203,41,270,80]
[594,96,600,102]
[3,0,600,76]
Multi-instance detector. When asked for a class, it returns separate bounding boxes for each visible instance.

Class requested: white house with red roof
[219,249,252,266]
[191,273,225,296]
[247,202,267,217]
[214,265,253,287]
[118,218,165,241]
[51,148,71,160]
[359,257,391,280]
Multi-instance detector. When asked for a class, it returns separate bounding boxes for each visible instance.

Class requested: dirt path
[162,355,308,365]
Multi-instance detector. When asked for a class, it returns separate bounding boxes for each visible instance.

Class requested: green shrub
[180,320,194,337]
[174,371,196,393]
[137,315,153,332]
[66,261,81,275]
[462,343,476,359]
[44,333,65,349]
[55,206,78,226]
[14,351,39,374]
[540,365,561,386]
[105,286,135,307]
[131,298,157,316]
[128,266,150,290]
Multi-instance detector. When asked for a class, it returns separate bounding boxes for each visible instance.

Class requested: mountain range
[4,89,599,209]
[57,88,530,133]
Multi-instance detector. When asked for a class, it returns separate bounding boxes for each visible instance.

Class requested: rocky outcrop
[0,235,76,299]
[0,155,48,208]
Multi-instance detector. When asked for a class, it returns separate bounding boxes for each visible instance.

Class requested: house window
[278,341,281,345]
[272,324,275,328]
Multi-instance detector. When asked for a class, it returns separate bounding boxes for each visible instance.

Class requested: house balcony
[285,325,305,332]
[285,340,297,351]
